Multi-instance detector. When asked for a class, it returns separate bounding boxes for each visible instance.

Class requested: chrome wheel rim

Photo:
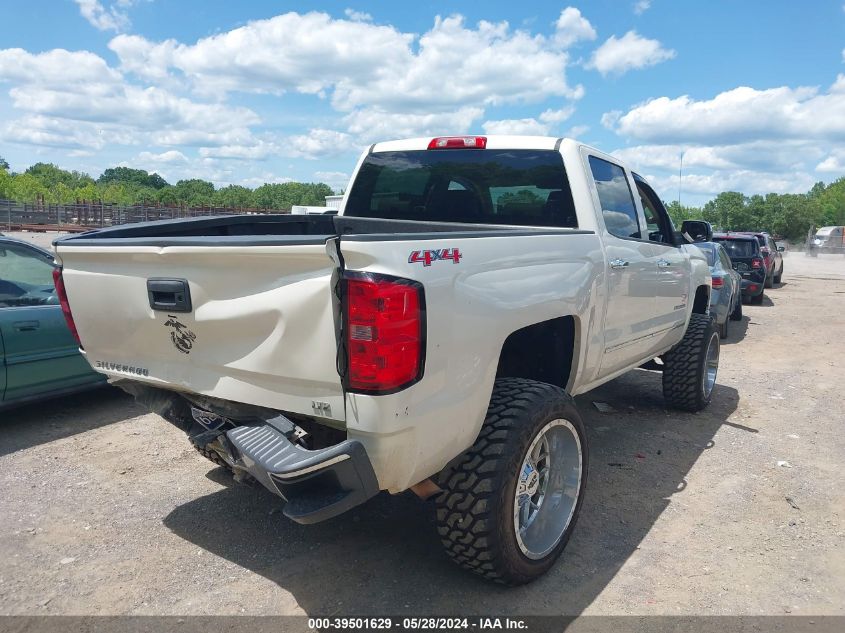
[703,331,720,398]
[513,419,582,560]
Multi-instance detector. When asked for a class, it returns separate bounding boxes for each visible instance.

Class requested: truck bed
[54,214,584,425]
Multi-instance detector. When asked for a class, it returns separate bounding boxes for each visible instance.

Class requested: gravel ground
[0,237,843,616]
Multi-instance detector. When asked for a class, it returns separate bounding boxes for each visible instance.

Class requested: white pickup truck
[53,136,717,584]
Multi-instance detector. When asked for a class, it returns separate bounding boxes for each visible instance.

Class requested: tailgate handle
[147,278,192,313]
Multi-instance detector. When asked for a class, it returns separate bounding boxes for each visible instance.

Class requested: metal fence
[1,199,283,232]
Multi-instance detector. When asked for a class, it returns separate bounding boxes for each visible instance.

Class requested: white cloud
[587,31,675,76]
[482,106,574,136]
[634,1,652,15]
[75,0,130,32]
[0,48,260,151]
[109,12,582,112]
[343,107,484,143]
[483,118,551,136]
[314,170,350,190]
[607,82,845,144]
[565,124,590,138]
[612,141,823,174]
[816,150,845,173]
[344,8,372,22]
[0,114,138,149]
[285,128,356,159]
[0,48,122,86]
[601,110,622,129]
[136,150,188,164]
[539,106,575,123]
[553,7,596,48]
[647,170,817,198]
[199,142,277,160]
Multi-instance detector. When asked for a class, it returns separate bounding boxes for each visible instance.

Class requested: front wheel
[435,378,588,585]
[662,313,720,412]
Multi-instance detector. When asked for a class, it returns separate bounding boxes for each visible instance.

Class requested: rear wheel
[764,271,773,288]
[751,292,764,305]
[435,378,587,585]
[662,313,720,412]
[730,295,743,321]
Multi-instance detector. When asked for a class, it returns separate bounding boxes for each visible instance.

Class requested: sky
[0,0,844,205]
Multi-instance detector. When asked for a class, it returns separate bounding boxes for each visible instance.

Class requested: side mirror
[777,245,785,252]
[680,220,713,243]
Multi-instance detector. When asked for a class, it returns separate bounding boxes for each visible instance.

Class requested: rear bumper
[227,423,380,524]
[114,381,380,524]
[740,278,765,296]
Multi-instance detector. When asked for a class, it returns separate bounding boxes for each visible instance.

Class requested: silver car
[695,242,743,338]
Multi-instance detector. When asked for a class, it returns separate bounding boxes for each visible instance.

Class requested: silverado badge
[164,315,197,354]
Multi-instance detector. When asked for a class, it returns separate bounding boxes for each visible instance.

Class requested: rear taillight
[711,276,724,289]
[343,274,424,393]
[52,267,81,346]
[751,258,763,269]
[427,136,487,149]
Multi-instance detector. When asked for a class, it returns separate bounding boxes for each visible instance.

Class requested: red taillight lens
[427,136,487,149]
[751,258,763,269]
[344,274,424,393]
[711,276,724,289]
[52,267,81,346]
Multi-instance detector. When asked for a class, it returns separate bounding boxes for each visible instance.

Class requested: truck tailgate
[55,241,346,422]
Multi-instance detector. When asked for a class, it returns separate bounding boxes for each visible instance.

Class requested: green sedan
[0,236,105,410]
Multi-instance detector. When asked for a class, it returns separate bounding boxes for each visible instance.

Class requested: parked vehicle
[744,232,783,287]
[813,226,845,253]
[712,233,766,304]
[54,135,719,584]
[0,236,105,410]
[694,242,742,338]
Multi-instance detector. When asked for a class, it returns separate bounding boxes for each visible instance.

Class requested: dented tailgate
[54,240,346,422]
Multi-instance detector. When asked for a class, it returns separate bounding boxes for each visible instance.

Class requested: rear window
[713,238,757,258]
[344,149,577,227]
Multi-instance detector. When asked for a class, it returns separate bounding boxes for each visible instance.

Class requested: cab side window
[588,156,641,239]
[633,176,675,245]
[0,244,58,308]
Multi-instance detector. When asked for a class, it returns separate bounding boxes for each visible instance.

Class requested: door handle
[657,259,671,268]
[13,320,40,332]
[609,259,629,269]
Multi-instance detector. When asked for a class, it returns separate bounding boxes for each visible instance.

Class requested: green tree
[98,167,169,190]
[213,185,254,207]
[817,177,845,226]
[25,162,93,190]
[0,156,9,171]
[74,182,101,202]
[156,185,181,206]
[702,191,747,231]
[173,179,215,206]
[10,173,48,202]
[664,200,703,226]
[0,168,12,198]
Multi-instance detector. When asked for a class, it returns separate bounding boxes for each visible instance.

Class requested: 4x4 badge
[164,315,197,354]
